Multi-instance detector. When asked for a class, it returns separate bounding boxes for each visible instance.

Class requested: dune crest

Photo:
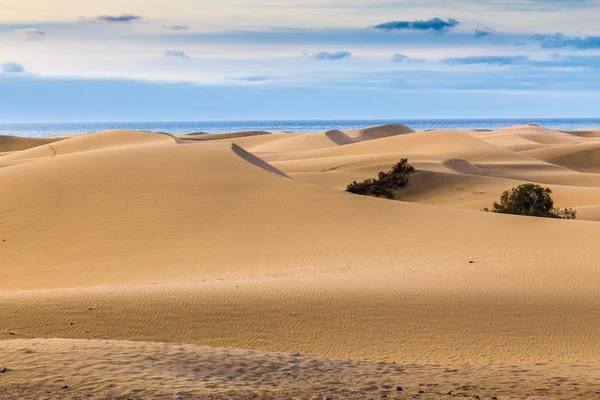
[523,142,600,173]
[231,143,291,178]
[357,123,415,141]
[0,135,65,153]
[1,130,175,162]
[325,129,356,145]
[179,130,272,141]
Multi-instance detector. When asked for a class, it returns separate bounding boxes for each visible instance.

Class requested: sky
[0,0,599,122]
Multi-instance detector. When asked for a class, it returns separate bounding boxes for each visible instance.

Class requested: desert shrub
[484,183,576,219]
[346,159,415,199]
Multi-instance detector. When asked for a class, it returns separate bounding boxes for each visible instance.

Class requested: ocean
[0,118,598,137]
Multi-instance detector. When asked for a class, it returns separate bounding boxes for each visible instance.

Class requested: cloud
[310,51,352,60]
[391,53,409,62]
[374,18,460,32]
[1,62,25,74]
[474,30,491,38]
[164,50,190,59]
[533,54,600,68]
[165,25,189,31]
[532,33,600,49]
[9,28,45,39]
[440,54,600,69]
[234,76,270,82]
[152,26,521,48]
[96,14,141,23]
[443,55,530,66]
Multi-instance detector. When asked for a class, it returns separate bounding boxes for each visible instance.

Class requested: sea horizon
[1,117,599,138]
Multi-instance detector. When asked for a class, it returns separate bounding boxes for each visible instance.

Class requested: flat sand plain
[0,124,599,399]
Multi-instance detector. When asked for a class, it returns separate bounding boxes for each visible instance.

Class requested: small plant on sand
[484,183,576,219]
[346,159,415,199]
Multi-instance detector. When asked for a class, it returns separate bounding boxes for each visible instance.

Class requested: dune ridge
[0,136,65,153]
[178,130,272,141]
[357,123,415,140]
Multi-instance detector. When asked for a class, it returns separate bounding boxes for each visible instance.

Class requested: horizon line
[1,116,599,125]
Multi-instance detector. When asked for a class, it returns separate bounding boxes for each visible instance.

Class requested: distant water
[0,118,599,138]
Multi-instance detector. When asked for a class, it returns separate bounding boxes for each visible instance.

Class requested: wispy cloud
[442,54,600,68]
[164,50,190,59]
[9,28,45,39]
[443,55,529,66]
[374,18,460,32]
[474,30,491,38]
[234,76,271,82]
[1,62,25,74]
[165,25,189,31]
[96,15,141,23]
[532,33,600,49]
[310,51,352,60]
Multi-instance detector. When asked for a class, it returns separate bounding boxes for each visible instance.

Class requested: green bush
[484,183,576,219]
[346,159,415,199]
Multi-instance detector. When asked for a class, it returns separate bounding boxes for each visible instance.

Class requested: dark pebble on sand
[396,386,403,391]
[61,385,69,390]
[0,368,6,373]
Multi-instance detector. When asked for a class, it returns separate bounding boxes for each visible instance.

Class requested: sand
[1,123,600,399]
[1,339,599,400]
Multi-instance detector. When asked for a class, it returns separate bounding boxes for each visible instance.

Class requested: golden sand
[0,124,599,398]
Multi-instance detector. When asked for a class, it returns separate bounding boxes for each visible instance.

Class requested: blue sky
[0,0,599,121]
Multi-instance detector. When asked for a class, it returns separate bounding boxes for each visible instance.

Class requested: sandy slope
[1,339,599,400]
[1,124,600,398]
[0,136,65,153]
[523,142,600,173]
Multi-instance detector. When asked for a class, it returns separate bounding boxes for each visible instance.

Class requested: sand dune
[1,125,600,398]
[0,130,174,162]
[231,143,290,177]
[471,125,587,152]
[177,130,272,141]
[357,123,415,140]
[325,129,356,145]
[0,136,65,153]
[258,129,541,164]
[264,126,600,215]
[523,141,600,173]
[562,128,600,138]
[248,130,356,153]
